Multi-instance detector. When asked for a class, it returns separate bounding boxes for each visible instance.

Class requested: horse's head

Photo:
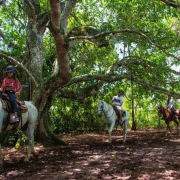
[97,99,104,117]
[157,105,164,117]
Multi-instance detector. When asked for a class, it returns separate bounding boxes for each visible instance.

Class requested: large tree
[0,0,180,143]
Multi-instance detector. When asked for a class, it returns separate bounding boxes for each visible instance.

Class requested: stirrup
[14,115,19,122]
[119,119,123,124]
[10,115,19,125]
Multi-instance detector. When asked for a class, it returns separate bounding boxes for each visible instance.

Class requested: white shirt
[167,98,175,108]
[113,96,124,106]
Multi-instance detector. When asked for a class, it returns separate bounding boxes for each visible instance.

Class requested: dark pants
[5,91,18,113]
[171,106,176,115]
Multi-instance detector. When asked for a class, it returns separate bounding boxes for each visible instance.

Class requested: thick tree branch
[0,53,38,88]
[60,0,77,34]
[56,80,104,102]
[58,73,180,99]
[50,0,61,34]
[37,11,51,33]
[56,55,180,101]
[24,0,37,22]
[68,30,166,48]
[107,56,180,75]
[68,30,180,61]
[47,1,72,93]
[67,26,109,47]
[159,0,180,9]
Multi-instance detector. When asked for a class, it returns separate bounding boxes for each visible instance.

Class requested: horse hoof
[33,152,38,159]
[24,158,30,162]
[24,159,32,164]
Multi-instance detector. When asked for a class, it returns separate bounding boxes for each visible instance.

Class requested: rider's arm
[117,102,123,106]
[110,99,114,104]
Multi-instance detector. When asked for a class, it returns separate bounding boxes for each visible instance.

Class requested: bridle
[98,100,115,119]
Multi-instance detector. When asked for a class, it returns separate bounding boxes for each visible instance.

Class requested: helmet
[119,90,124,95]
[6,65,16,74]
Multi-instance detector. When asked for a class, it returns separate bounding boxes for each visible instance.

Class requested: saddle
[113,105,126,125]
[0,93,28,129]
[113,105,126,117]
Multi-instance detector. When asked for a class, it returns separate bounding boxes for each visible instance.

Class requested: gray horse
[98,99,129,144]
[0,100,38,167]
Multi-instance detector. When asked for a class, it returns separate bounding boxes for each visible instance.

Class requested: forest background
[0,0,180,145]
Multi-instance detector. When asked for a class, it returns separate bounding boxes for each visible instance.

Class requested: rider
[0,65,22,124]
[110,90,124,124]
[166,95,177,119]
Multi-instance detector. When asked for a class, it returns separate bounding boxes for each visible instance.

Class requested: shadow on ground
[0,128,180,180]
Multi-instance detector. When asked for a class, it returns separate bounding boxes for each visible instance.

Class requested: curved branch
[159,0,180,9]
[68,30,166,48]
[56,80,104,102]
[107,56,180,75]
[24,0,37,22]
[68,30,180,61]
[0,53,38,88]
[58,73,180,99]
[60,0,77,34]
[56,55,180,100]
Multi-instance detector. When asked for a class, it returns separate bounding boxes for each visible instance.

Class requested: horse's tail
[126,111,129,121]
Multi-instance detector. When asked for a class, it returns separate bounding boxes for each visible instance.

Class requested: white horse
[98,99,129,144]
[0,100,38,167]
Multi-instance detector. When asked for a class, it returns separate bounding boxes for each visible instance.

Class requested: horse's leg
[173,119,179,135]
[108,121,115,144]
[23,104,38,162]
[0,144,3,167]
[109,132,112,144]
[166,122,171,135]
[22,128,36,162]
[122,119,128,144]
[106,123,112,144]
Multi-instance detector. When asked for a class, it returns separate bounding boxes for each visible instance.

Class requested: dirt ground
[0,128,180,180]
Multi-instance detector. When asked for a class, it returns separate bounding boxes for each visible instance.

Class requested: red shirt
[1,78,22,93]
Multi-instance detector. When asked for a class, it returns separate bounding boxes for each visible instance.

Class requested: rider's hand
[15,92,20,96]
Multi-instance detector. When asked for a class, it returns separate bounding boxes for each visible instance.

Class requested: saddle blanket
[0,97,28,113]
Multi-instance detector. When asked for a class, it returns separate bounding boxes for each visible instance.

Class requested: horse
[0,100,38,167]
[157,105,179,134]
[97,99,129,144]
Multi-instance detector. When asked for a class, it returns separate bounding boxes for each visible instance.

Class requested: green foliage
[49,96,105,133]
[48,83,176,133]
[1,0,180,133]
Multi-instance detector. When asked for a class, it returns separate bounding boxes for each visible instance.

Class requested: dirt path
[0,128,180,180]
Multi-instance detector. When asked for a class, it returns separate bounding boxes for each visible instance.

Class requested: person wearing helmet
[110,90,124,124]
[0,65,22,124]
[166,95,177,119]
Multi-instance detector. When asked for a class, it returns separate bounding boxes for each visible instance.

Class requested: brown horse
[157,105,179,134]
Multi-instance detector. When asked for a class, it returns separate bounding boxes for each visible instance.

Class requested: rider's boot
[10,113,19,125]
[118,118,123,125]
[119,111,123,124]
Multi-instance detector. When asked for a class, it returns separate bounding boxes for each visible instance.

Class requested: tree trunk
[35,95,66,146]
[24,1,54,145]
[131,79,136,130]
